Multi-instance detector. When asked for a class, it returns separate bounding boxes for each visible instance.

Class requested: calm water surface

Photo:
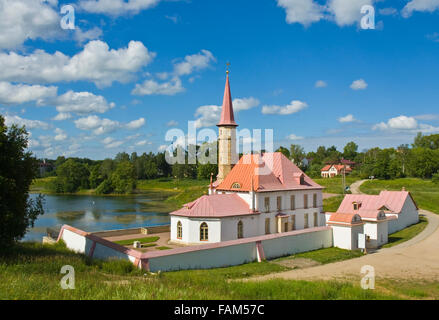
[25,193,171,242]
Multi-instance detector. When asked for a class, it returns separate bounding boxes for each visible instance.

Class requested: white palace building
[169,73,419,250]
[169,73,325,245]
[56,72,421,272]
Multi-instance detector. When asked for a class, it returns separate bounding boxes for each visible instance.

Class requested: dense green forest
[37,133,439,194]
[277,132,439,181]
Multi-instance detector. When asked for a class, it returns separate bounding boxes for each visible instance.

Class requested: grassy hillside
[3,242,439,299]
[137,178,209,211]
[360,178,439,214]
[314,177,358,194]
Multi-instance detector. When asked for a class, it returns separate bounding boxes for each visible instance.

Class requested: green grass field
[3,242,439,299]
[323,195,344,212]
[273,247,364,265]
[0,242,398,300]
[137,178,209,210]
[113,236,160,246]
[383,216,428,248]
[360,178,439,214]
[314,176,358,194]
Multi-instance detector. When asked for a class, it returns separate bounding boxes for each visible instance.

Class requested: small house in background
[320,164,352,178]
[340,158,356,169]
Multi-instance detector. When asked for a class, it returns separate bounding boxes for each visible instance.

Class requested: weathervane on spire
[226,62,231,75]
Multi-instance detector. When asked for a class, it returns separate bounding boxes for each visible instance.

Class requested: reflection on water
[24,193,171,242]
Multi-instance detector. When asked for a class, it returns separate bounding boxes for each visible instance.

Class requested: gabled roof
[216,152,323,192]
[170,194,258,218]
[217,74,237,127]
[336,191,418,215]
[321,164,352,172]
[340,158,356,165]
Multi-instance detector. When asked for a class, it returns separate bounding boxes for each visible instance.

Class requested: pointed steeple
[217,72,238,127]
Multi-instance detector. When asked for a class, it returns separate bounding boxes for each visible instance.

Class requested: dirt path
[249,209,439,282]
[349,179,368,194]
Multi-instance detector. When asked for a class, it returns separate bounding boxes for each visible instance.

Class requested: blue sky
[1,0,439,159]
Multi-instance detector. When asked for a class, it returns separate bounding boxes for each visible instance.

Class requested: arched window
[177,221,182,239]
[237,220,244,239]
[200,222,209,241]
[231,182,241,189]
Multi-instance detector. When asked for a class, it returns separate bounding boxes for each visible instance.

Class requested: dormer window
[231,182,241,189]
[353,202,361,211]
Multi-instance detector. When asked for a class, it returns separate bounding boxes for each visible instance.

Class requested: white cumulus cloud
[315,80,327,88]
[327,0,374,26]
[79,0,160,16]
[276,0,325,26]
[262,100,308,115]
[173,50,216,76]
[54,128,68,141]
[338,114,357,123]
[4,114,49,130]
[287,134,304,140]
[0,0,60,50]
[0,40,155,87]
[350,79,368,90]
[55,91,115,115]
[402,0,439,18]
[132,77,184,96]
[0,82,57,105]
[75,115,145,135]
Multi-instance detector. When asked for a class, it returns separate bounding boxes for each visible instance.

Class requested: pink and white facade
[326,190,419,250]
[169,74,325,245]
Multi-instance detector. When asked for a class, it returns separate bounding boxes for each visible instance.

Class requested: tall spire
[217,67,238,127]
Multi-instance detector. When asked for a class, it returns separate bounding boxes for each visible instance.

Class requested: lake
[25,193,172,242]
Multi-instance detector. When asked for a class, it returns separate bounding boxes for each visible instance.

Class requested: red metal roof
[170,194,258,218]
[336,191,417,215]
[217,152,323,192]
[217,74,237,127]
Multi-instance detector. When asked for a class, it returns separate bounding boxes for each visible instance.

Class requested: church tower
[217,70,238,183]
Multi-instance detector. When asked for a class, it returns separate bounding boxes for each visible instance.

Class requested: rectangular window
[291,215,296,230]
[313,194,317,208]
[304,213,309,229]
[314,212,318,227]
[264,197,270,213]
[304,194,308,209]
[277,196,282,211]
[265,218,270,234]
[290,195,295,210]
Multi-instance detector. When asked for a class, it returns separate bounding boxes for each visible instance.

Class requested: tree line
[276,133,439,181]
[38,132,439,194]
[41,148,218,194]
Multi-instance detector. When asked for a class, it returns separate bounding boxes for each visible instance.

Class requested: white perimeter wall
[60,228,136,263]
[149,227,333,272]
